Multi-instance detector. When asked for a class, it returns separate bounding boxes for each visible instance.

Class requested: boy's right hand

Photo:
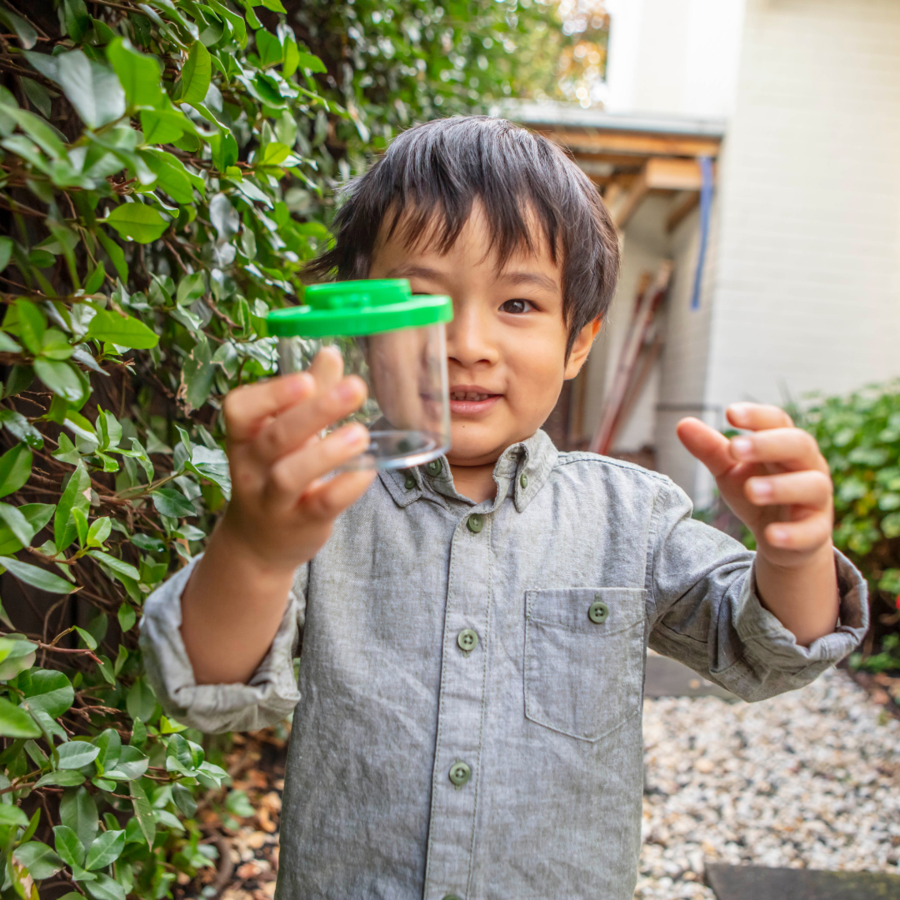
[216,346,376,574]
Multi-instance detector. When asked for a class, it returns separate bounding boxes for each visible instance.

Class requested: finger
[729,428,826,472]
[764,515,833,552]
[223,374,313,443]
[727,402,793,431]
[264,422,371,510]
[300,468,378,523]
[308,345,345,394]
[253,374,368,465]
[676,417,738,478]
[745,470,833,510]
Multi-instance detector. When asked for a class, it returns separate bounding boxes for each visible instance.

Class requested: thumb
[676,417,736,479]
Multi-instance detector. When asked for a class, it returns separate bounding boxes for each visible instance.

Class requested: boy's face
[369,203,598,467]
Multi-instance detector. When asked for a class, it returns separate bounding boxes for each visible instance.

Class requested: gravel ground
[635,662,900,899]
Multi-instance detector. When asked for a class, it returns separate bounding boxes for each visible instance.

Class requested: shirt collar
[379,429,558,513]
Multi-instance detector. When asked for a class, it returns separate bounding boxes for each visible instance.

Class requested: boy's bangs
[384,195,560,272]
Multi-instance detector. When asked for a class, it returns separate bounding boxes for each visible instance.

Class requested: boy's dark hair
[304,115,619,356]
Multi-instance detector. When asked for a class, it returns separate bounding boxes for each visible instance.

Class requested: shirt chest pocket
[524,587,646,742]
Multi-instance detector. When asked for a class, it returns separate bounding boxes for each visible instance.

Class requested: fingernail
[731,437,753,458]
[769,526,788,545]
[336,380,359,401]
[344,424,367,444]
[750,480,771,499]
[730,403,750,418]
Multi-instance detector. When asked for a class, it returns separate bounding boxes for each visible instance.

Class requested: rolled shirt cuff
[139,554,302,734]
[735,546,869,672]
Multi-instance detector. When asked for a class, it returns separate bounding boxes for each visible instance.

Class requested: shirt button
[425,459,442,477]
[520,472,528,489]
[588,600,609,624]
[466,513,483,533]
[457,629,479,652]
[449,761,471,787]
[404,473,416,490]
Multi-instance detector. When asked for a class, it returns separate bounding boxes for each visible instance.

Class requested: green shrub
[789,381,900,672]
[0,0,548,895]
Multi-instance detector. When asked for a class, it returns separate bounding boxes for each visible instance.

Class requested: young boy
[140,116,868,899]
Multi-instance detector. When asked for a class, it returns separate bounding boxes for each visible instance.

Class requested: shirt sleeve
[646,477,869,702]
[138,554,307,734]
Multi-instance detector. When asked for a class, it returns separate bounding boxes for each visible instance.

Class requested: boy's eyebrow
[386,265,560,296]
[385,264,448,282]
[497,271,560,294]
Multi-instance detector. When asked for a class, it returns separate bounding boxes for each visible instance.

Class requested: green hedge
[0,0,549,895]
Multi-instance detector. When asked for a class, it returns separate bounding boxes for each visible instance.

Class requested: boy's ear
[564,317,602,380]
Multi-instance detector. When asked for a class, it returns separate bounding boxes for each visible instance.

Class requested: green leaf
[56,741,100,770]
[140,149,194,204]
[34,359,85,403]
[258,141,290,166]
[140,108,188,144]
[34,770,86,788]
[59,787,98,851]
[102,203,168,244]
[15,298,46,354]
[0,409,43,448]
[41,328,75,361]
[117,603,136,632]
[151,488,196,518]
[129,780,156,847]
[126,676,157,723]
[84,263,106,294]
[21,670,74,725]
[180,41,212,105]
[54,824,86,868]
[73,625,97,651]
[0,697,41,738]
[95,229,128,282]
[56,50,126,129]
[13,841,65,880]
[0,502,36,547]
[86,307,159,348]
[87,550,141,582]
[104,745,148,780]
[0,236,13,272]
[0,9,37,49]
[0,804,29,827]
[87,517,111,548]
[0,556,75,593]
[107,37,162,109]
[62,0,91,42]
[55,461,91,551]
[256,0,287,11]
[84,830,125,871]
[0,444,32,498]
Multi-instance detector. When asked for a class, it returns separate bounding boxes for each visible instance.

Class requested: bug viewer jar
[266,279,453,470]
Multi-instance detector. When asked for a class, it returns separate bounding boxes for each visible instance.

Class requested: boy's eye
[501,298,534,314]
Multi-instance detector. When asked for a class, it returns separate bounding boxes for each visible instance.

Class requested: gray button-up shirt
[140,430,869,900]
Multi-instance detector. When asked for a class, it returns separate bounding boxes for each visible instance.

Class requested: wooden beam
[644,157,706,191]
[535,127,722,160]
[610,164,650,229]
[666,191,701,233]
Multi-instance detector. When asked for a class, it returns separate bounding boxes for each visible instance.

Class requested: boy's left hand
[676,403,834,567]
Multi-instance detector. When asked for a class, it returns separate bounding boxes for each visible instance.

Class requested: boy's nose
[446,305,499,369]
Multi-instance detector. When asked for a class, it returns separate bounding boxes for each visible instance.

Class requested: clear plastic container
[266,279,453,470]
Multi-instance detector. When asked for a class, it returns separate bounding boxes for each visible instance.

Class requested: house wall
[702,0,900,500]
[604,0,746,119]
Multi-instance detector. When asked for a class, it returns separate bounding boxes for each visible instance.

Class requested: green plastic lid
[266,279,453,338]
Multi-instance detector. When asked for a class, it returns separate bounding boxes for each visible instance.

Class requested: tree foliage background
[0,0,561,895]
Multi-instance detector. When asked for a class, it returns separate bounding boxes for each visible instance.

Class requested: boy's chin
[446,423,531,467]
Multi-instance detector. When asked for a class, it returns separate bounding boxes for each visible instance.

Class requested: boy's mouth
[449,385,502,416]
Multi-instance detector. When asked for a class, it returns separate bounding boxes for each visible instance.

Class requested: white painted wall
[704,0,900,480]
[604,0,746,119]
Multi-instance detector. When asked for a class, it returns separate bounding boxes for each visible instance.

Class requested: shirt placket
[423,507,493,900]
